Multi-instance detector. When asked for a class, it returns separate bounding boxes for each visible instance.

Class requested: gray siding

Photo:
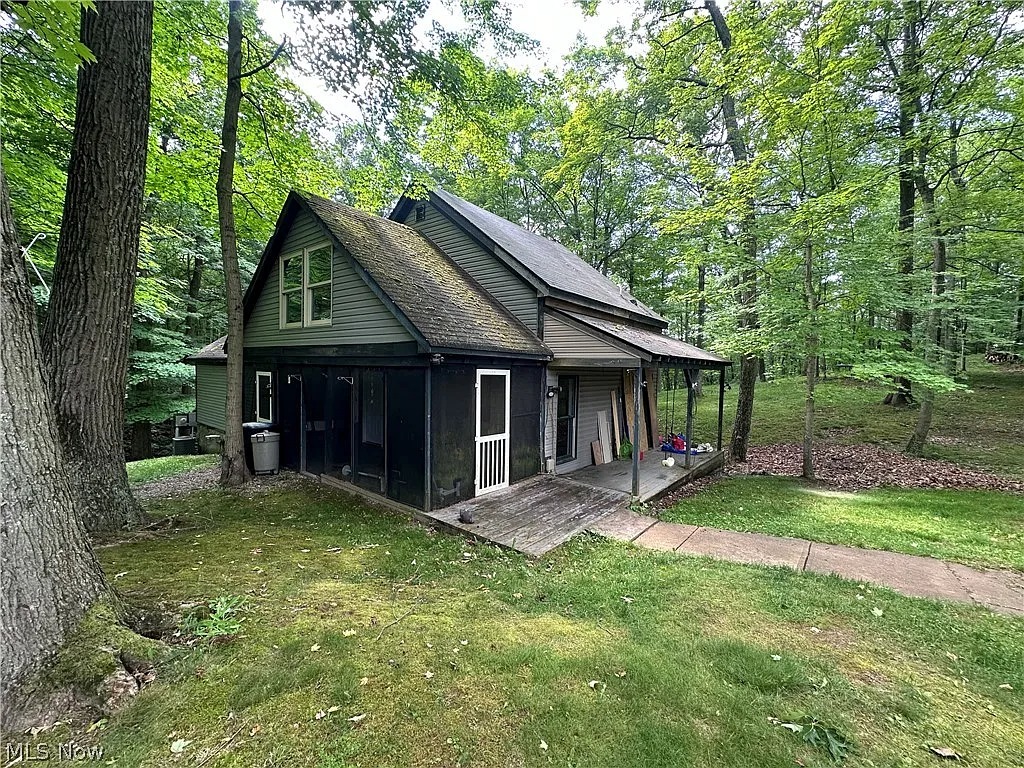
[551,368,623,474]
[544,314,630,359]
[245,209,412,347]
[403,204,539,332]
[195,365,227,431]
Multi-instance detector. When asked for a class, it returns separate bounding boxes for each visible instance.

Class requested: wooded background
[4,0,1022,463]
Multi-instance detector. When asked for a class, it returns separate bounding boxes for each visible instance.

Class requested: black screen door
[302,368,327,475]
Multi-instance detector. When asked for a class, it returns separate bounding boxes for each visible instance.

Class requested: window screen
[361,370,384,445]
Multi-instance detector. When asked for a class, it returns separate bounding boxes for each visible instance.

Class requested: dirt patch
[729,443,1024,494]
[134,464,219,500]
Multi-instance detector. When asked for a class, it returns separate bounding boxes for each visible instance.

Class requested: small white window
[256,371,273,422]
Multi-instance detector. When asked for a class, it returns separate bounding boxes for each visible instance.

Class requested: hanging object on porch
[659,368,689,456]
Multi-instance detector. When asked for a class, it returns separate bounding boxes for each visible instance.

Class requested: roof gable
[394,189,667,328]
[243,192,550,358]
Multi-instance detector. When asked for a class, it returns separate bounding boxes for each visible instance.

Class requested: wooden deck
[423,475,627,557]
[566,450,726,502]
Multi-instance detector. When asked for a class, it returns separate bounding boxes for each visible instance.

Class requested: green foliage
[43,482,1022,766]
[127,454,218,485]
[662,476,1024,571]
[181,595,248,639]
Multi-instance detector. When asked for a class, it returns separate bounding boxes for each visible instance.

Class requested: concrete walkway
[589,511,1024,617]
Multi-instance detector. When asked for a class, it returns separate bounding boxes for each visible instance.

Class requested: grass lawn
[661,476,1024,571]
[672,359,1024,478]
[127,454,218,485]
[25,482,1024,767]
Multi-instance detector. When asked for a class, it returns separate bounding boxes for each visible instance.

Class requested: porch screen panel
[430,366,475,509]
[386,368,425,509]
[510,364,543,483]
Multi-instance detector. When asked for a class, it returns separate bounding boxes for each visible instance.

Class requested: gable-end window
[280,254,303,328]
[305,245,332,326]
[256,371,273,422]
[415,203,427,222]
[279,242,332,329]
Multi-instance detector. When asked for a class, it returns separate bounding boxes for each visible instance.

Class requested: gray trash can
[250,431,280,475]
[172,436,197,455]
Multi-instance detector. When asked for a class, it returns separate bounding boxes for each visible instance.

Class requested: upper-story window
[280,243,332,328]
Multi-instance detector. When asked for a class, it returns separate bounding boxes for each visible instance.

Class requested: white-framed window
[280,253,303,328]
[256,371,274,422]
[305,244,332,326]
[279,241,332,328]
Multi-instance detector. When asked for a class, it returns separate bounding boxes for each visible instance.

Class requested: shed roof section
[427,189,666,326]
[184,335,226,363]
[299,193,549,358]
[556,310,731,368]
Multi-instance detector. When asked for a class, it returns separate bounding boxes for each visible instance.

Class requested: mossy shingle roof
[184,335,226,363]
[301,193,550,358]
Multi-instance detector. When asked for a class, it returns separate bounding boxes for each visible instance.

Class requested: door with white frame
[475,368,510,495]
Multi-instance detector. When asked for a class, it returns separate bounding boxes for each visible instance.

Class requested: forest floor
[678,357,1024,479]
[21,479,1024,768]
[659,359,1023,572]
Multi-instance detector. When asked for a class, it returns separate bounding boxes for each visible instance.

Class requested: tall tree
[0,163,108,729]
[216,0,248,487]
[41,0,154,530]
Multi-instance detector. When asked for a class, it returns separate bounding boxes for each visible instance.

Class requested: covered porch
[544,308,732,499]
[569,448,726,502]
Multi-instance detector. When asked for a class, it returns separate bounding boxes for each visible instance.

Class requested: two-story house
[187,189,730,513]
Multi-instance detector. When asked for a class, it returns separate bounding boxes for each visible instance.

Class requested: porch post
[631,363,641,498]
[684,368,694,469]
[716,367,725,451]
[424,365,432,512]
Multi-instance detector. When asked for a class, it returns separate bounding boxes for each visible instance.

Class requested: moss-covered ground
[9,481,1021,768]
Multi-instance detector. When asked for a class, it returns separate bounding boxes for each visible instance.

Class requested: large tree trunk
[41,0,154,531]
[884,0,921,407]
[906,187,947,455]
[707,1,760,462]
[802,240,818,480]
[217,0,249,487]
[1,165,109,727]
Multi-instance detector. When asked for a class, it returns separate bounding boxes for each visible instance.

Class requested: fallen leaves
[871,607,884,617]
[928,746,963,760]
[170,738,191,754]
[732,444,1023,493]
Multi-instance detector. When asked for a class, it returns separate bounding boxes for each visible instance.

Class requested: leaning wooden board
[609,390,621,458]
[597,409,613,464]
[591,440,604,465]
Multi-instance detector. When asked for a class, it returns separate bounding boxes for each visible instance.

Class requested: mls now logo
[4,741,104,762]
